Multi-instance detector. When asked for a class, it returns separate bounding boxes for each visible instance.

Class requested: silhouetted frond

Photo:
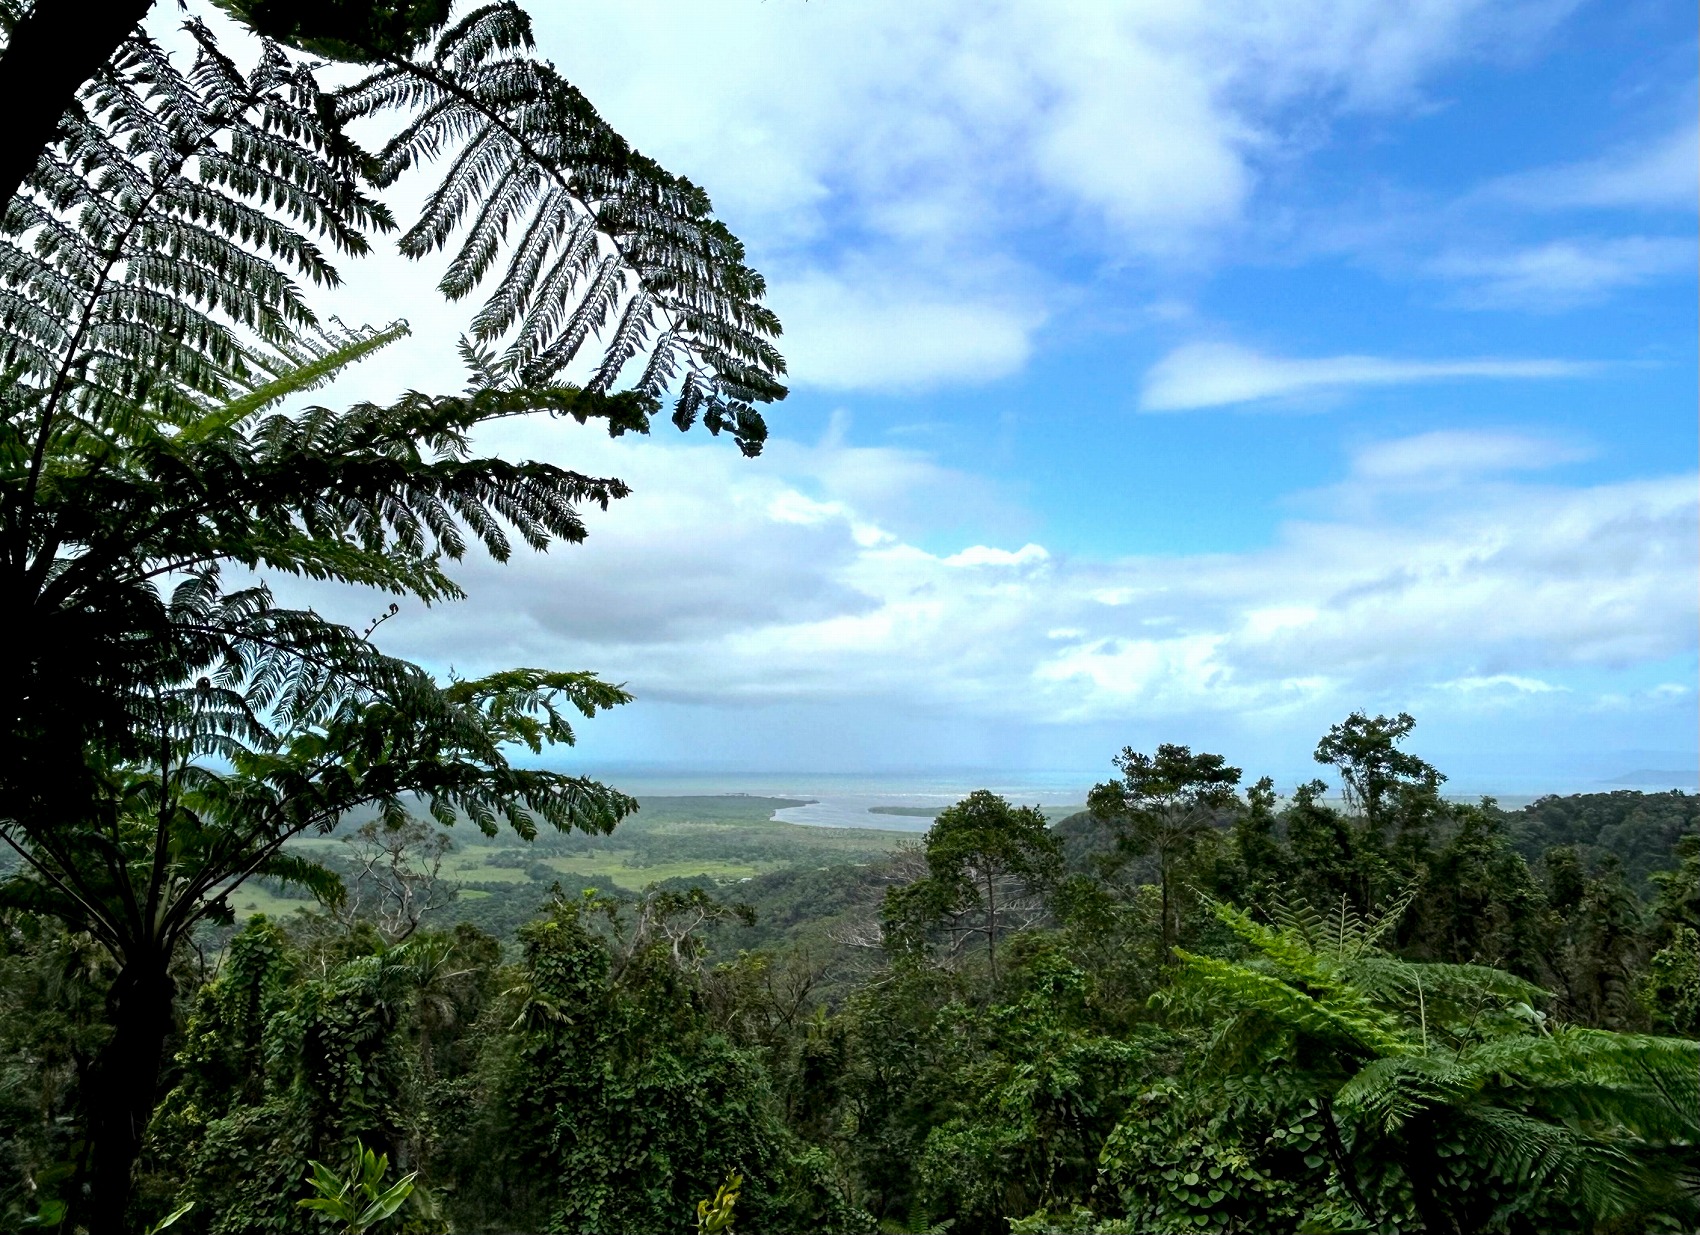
[0,22,389,451]
[338,2,785,454]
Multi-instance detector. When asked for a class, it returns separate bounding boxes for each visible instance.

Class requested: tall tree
[1314,711,1444,841]
[882,791,1062,988]
[1088,744,1242,958]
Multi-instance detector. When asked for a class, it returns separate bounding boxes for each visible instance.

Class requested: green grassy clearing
[244,796,909,920]
[538,854,765,888]
[229,882,315,919]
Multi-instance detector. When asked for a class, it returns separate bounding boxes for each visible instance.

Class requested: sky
[273,0,1697,792]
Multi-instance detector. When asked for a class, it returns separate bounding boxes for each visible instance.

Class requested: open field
[239,796,912,921]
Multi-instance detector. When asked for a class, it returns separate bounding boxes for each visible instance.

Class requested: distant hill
[1604,769,1699,788]
[1503,790,1696,888]
[1046,790,1697,891]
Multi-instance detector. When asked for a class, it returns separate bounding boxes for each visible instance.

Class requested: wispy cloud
[1350,430,1590,482]
[1138,342,1590,411]
[1438,674,1567,694]
[1431,235,1696,309]
[1483,122,1698,211]
[770,267,1045,392]
[530,0,1587,391]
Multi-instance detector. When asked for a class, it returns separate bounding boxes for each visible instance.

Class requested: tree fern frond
[1,22,391,483]
[337,1,786,452]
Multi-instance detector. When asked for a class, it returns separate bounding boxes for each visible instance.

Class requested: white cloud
[1484,122,1699,211]
[345,420,1696,730]
[1138,342,1589,410]
[1350,430,1589,482]
[1432,236,1697,309]
[1438,674,1566,694]
[528,0,1579,390]
[769,269,1044,392]
[944,544,1050,568]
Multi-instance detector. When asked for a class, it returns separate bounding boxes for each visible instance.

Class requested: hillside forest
[4,726,1698,1233]
[0,0,1694,1232]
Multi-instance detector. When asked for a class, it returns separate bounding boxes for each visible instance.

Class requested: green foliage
[1088,744,1242,955]
[298,1142,417,1234]
[0,0,788,1222]
[1007,1207,1126,1234]
[1506,792,1698,891]
[146,1201,197,1235]
[1638,925,1700,1034]
[336,1,785,448]
[5,688,1699,1235]
[219,0,453,62]
[477,895,789,1232]
[1313,712,1444,831]
[882,791,1061,985]
[1152,895,1699,1233]
[0,318,643,1223]
[910,948,1145,1228]
[1637,832,1700,1033]
[157,924,423,1233]
[0,910,125,1229]
[1401,804,1544,974]
[1100,1082,1329,1234]
[1532,847,1652,1028]
[695,1169,742,1234]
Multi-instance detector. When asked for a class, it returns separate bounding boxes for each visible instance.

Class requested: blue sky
[300,0,1697,791]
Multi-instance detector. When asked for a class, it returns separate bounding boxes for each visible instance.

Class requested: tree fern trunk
[0,0,154,210]
[78,951,175,1235]
[1403,1112,1463,1235]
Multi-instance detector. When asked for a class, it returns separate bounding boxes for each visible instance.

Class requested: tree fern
[1154,895,1700,1231]
[0,6,789,1219]
[1,323,646,998]
[2,2,785,461]
[335,1,785,454]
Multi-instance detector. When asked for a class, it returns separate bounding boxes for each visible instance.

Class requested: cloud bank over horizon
[283,419,1696,779]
